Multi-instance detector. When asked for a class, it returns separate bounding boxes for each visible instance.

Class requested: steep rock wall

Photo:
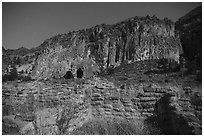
[32,16,182,80]
[176,6,202,70]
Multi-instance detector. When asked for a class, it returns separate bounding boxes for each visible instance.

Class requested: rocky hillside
[30,15,182,80]
[3,15,183,80]
[2,6,202,135]
[2,60,202,135]
[176,5,202,70]
[3,6,202,80]
[2,45,45,77]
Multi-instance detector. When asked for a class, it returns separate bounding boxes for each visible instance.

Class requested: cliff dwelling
[77,68,83,78]
[63,71,74,79]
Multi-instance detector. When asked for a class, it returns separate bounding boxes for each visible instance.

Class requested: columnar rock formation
[32,15,182,80]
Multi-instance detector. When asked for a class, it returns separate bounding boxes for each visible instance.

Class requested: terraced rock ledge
[2,60,202,135]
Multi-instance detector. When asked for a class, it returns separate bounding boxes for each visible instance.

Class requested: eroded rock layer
[32,16,182,79]
[3,59,201,135]
[2,77,201,134]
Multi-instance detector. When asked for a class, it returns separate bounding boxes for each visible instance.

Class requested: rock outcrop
[3,58,201,135]
[2,46,40,80]
[2,76,201,134]
[176,5,202,71]
[31,15,182,80]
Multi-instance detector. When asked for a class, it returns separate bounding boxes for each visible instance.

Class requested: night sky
[2,2,201,49]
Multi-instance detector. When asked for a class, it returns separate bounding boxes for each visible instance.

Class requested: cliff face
[31,15,182,79]
[176,5,202,70]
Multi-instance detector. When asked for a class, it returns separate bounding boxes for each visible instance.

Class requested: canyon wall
[31,16,182,79]
[176,5,202,71]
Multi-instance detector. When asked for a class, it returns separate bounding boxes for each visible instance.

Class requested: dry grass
[55,101,78,134]
[71,117,161,135]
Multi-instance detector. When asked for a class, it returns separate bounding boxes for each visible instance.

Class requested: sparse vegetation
[106,65,114,75]
[18,75,34,82]
[3,66,18,82]
[71,118,161,135]
[2,5,202,135]
[56,101,78,134]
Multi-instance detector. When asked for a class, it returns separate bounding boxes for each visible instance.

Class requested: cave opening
[63,71,74,79]
[77,68,83,78]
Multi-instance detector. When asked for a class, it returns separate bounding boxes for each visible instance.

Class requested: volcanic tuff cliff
[2,12,202,135]
[30,15,182,80]
[176,5,202,70]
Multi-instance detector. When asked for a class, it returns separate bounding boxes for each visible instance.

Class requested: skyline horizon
[3,2,201,50]
[2,13,185,50]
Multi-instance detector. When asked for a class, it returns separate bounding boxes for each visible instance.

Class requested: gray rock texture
[31,16,182,80]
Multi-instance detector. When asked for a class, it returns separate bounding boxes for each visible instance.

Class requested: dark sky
[2,2,201,49]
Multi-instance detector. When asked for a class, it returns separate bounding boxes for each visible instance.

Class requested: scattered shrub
[169,60,180,72]
[2,119,20,135]
[2,105,14,116]
[190,92,202,107]
[3,66,18,82]
[17,75,34,82]
[21,76,34,82]
[157,59,181,73]
[71,118,160,135]
[56,101,78,134]
[106,65,114,75]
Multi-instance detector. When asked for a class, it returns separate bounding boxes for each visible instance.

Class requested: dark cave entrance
[77,68,83,78]
[63,71,74,79]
